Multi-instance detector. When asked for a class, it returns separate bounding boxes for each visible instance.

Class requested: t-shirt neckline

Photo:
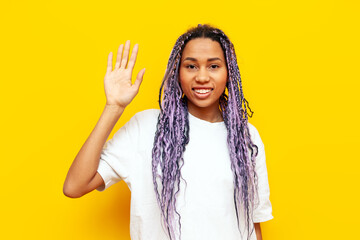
[188,111,226,128]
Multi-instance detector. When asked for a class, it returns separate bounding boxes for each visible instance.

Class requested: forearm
[63,105,124,196]
[254,223,262,240]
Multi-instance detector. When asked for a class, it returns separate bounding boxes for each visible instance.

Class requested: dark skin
[180,38,263,239]
[179,38,227,123]
[255,222,262,240]
[64,39,264,238]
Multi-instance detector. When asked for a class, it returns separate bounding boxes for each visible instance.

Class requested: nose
[195,67,210,83]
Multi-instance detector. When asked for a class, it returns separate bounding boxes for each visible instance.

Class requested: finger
[106,52,113,75]
[120,40,131,69]
[133,68,146,89]
[127,43,139,70]
[115,44,124,69]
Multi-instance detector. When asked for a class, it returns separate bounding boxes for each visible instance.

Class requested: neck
[187,102,223,123]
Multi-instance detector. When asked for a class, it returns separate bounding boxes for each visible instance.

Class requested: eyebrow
[183,57,223,62]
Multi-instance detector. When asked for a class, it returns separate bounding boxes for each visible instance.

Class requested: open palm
[104,40,145,108]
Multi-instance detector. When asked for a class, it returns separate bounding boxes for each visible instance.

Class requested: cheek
[179,79,187,95]
[218,71,228,90]
[179,69,184,85]
[179,70,191,89]
[179,74,184,90]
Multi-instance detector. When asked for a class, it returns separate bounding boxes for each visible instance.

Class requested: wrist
[104,104,125,115]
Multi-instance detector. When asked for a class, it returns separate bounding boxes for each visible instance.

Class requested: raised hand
[104,40,146,109]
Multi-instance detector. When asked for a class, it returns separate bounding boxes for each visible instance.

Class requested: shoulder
[124,109,160,133]
[247,122,267,166]
[247,121,259,137]
[247,121,264,148]
[132,108,160,121]
[112,109,160,145]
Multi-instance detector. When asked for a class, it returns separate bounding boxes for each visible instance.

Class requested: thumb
[133,68,146,89]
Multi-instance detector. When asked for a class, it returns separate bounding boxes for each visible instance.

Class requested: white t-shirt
[96,109,273,240]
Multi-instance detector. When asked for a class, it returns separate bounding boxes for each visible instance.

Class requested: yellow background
[1,0,359,239]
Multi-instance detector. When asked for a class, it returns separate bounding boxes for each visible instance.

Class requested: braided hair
[152,24,260,240]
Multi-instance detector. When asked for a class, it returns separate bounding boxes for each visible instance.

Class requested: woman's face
[179,38,228,119]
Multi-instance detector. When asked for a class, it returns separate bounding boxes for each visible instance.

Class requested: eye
[186,64,196,69]
[210,64,219,69]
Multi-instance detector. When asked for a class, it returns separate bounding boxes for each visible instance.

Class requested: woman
[63,24,273,240]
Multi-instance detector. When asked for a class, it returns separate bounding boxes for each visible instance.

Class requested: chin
[189,99,218,109]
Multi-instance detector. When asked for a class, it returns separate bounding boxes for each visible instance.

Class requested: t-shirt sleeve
[95,113,141,192]
[249,123,274,223]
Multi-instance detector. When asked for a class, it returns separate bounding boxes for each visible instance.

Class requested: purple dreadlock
[152,24,260,240]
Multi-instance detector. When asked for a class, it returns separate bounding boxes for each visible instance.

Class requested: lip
[192,86,213,89]
[192,87,213,99]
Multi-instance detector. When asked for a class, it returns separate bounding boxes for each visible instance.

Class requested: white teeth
[194,89,211,94]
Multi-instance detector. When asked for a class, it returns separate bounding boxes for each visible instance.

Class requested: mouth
[192,88,213,99]
[193,88,212,93]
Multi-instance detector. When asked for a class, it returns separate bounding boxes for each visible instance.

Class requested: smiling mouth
[192,88,213,94]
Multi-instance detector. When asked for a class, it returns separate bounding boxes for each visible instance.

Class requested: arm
[250,125,273,238]
[63,40,145,198]
[254,223,262,240]
[63,105,124,198]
